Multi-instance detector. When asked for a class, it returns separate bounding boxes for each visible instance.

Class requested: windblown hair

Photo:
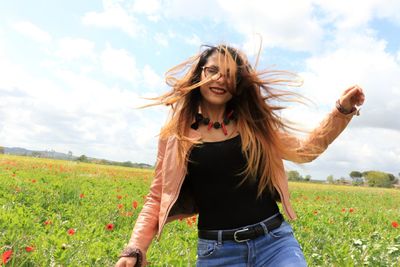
[145,44,311,199]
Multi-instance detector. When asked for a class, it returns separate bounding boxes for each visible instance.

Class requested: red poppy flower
[313,210,318,215]
[117,195,122,200]
[43,220,52,226]
[349,208,354,213]
[79,193,85,198]
[25,246,34,252]
[341,208,346,212]
[2,250,12,264]
[31,179,36,183]
[132,201,138,209]
[118,204,123,209]
[106,223,114,231]
[392,221,399,228]
[67,228,75,235]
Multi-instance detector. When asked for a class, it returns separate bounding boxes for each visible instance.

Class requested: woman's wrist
[119,247,143,266]
[336,99,356,114]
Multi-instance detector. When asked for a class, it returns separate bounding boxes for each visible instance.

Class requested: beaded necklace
[190,110,236,136]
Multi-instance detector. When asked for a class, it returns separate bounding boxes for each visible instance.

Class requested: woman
[115,44,365,267]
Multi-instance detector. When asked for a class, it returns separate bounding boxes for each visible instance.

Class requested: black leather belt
[198,213,284,242]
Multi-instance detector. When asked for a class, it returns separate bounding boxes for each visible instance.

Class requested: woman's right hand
[115,257,137,267]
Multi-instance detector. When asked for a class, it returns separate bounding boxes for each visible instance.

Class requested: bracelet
[119,247,143,267]
[336,99,356,115]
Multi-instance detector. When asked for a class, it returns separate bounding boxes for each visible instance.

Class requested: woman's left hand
[339,85,365,111]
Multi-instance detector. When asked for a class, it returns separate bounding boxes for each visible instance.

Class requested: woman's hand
[339,85,365,111]
[115,257,137,267]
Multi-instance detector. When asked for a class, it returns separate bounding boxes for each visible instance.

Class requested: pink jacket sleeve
[126,137,167,254]
[279,108,358,163]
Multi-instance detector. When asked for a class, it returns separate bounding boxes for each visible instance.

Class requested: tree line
[287,170,399,188]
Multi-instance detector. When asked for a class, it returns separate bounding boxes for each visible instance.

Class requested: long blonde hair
[146,44,310,199]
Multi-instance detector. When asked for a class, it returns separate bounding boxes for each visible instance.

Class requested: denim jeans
[196,214,307,267]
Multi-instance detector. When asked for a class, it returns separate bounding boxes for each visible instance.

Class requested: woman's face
[199,52,233,108]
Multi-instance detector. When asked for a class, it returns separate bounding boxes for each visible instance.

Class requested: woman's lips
[210,87,227,95]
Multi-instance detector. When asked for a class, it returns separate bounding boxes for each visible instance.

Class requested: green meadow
[1,155,399,266]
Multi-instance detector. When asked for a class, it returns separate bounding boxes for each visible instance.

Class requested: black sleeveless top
[183,134,279,230]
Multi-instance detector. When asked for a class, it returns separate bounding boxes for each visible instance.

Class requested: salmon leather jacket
[125,107,358,255]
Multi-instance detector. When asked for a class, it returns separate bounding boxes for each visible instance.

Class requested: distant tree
[364,171,394,188]
[350,171,364,186]
[0,146,4,154]
[327,175,335,184]
[121,161,134,167]
[77,155,88,162]
[304,175,311,182]
[68,151,73,159]
[32,151,41,157]
[350,171,363,178]
[287,170,303,181]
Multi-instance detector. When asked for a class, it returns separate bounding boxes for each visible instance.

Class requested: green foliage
[1,155,400,266]
[76,154,88,162]
[364,171,396,188]
[326,175,334,184]
[287,170,303,181]
[350,171,363,178]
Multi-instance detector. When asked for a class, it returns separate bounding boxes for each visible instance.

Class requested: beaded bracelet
[119,247,143,267]
[336,99,356,115]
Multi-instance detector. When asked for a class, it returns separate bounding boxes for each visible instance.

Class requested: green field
[1,155,399,266]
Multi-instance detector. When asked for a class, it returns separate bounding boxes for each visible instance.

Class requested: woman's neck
[200,103,226,122]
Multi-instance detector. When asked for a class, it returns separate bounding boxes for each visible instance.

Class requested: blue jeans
[196,214,307,267]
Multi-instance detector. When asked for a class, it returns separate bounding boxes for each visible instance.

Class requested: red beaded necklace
[190,110,236,136]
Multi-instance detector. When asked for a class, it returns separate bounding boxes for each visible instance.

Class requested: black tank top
[183,134,279,230]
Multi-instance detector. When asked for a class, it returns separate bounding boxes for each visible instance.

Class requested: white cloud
[82,2,143,37]
[132,0,161,21]
[220,0,323,52]
[154,32,169,47]
[54,37,96,61]
[314,0,400,29]
[100,44,140,83]
[297,31,400,132]
[142,64,164,90]
[184,34,201,47]
[13,21,52,43]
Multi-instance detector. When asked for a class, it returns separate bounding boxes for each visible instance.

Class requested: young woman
[115,44,365,267]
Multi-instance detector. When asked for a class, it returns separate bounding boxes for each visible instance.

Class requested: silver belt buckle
[233,228,250,242]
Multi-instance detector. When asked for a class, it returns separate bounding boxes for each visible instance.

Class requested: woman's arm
[116,137,167,266]
[280,85,365,163]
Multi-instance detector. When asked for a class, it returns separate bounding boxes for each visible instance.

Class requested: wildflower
[67,228,75,235]
[349,208,354,213]
[132,201,138,209]
[117,195,122,200]
[313,210,318,215]
[106,223,114,231]
[43,220,52,226]
[118,204,123,209]
[341,208,346,212]
[392,221,399,228]
[31,179,36,183]
[25,246,34,252]
[2,250,12,264]
[79,193,85,198]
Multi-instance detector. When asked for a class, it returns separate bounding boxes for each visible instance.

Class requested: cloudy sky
[1,0,399,180]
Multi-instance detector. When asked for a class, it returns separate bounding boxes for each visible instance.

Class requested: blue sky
[1,0,400,180]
